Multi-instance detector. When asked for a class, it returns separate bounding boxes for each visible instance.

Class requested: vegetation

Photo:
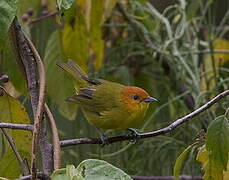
[0,0,228,179]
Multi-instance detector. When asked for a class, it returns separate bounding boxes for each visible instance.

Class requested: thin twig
[0,122,33,131]
[1,128,30,175]
[60,90,229,147]
[180,49,229,55]
[45,104,61,170]
[29,11,59,25]
[15,172,49,180]
[24,25,46,180]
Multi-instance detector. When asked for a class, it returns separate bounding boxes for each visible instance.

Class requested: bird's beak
[143,96,158,103]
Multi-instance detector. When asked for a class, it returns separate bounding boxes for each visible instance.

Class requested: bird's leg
[96,128,109,147]
[127,128,141,143]
[100,134,109,147]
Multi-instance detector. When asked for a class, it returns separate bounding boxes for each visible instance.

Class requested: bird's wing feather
[57,60,103,87]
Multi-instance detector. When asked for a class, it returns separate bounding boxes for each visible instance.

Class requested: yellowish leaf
[3,82,21,98]
[0,87,31,178]
[45,31,77,120]
[201,39,229,91]
[197,144,229,180]
[62,0,118,72]
[102,0,118,24]
[62,6,89,72]
[213,39,229,66]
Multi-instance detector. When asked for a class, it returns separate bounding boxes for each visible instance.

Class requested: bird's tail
[56,60,88,89]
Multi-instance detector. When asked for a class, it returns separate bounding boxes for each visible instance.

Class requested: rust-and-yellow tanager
[57,60,157,130]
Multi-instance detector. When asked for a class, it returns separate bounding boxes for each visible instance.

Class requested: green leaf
[174,142,197,180]
[62,2,89,73]
[196,145,224,180]
[76,159,132,180]
[0,87,32,151]
[89,0,105,71]
[44,31,77,120]
[62,0,117,72]
[0,88,32,178]
[0,150,30,179]
[206,116,229,170]
[51,159,132,180]
[0,0,18,46]
[51,165,83,180]
[0,87,31,178]
[1,42,27,95]
[198,116,229,180]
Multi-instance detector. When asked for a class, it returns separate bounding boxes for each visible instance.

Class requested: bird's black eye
[133,95,139,100]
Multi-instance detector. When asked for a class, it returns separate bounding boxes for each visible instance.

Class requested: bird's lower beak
[143,96,158,103]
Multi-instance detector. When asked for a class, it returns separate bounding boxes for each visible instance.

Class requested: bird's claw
[100,134,109,147]
[127,128,141,143]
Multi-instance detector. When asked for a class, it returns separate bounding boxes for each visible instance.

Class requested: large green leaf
[0,0,18,47]
[196,145,226,180]
[0,87,31,178]
[174,143,197,180]
[44,31,77,120]
[206,116,229,170]
[198,116,229,180]
[51,159,132,180]
[76,159,132,180]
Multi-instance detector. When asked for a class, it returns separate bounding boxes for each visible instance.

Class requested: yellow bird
[57,61,157,141]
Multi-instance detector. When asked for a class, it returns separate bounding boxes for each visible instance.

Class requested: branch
[9,18,52,178]
[180,49,229,55]
[45,104,61,170]
[24,22,46,180]
[29,11,59,25]
[1,128,30,175]
[15,172,49,180]
[0,122,33,131]
[60,90,229,147]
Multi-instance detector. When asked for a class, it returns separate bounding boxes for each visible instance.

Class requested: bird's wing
[66,88,95,103]
[67,82,124,117]
[57,60,104,87]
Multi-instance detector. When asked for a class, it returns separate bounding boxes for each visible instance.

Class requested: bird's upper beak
[143,96,158,103]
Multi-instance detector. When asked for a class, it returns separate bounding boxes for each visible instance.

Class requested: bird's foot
[100,134,109,147]
[127,128,141,143]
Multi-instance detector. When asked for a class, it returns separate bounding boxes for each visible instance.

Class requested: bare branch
[9,18,52,178]
[1,128,30,175]
[60,90,229,147]
[15,172,49,180]
[180,49,229,55]
[0,122,33,131]
[24,22,46,180]
[45,104,61,170]
[29,11,58,25]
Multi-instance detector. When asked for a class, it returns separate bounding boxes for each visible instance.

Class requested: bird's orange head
[121,86,157,111]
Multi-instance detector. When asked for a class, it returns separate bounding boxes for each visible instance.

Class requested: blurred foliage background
[1,0,229,177]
